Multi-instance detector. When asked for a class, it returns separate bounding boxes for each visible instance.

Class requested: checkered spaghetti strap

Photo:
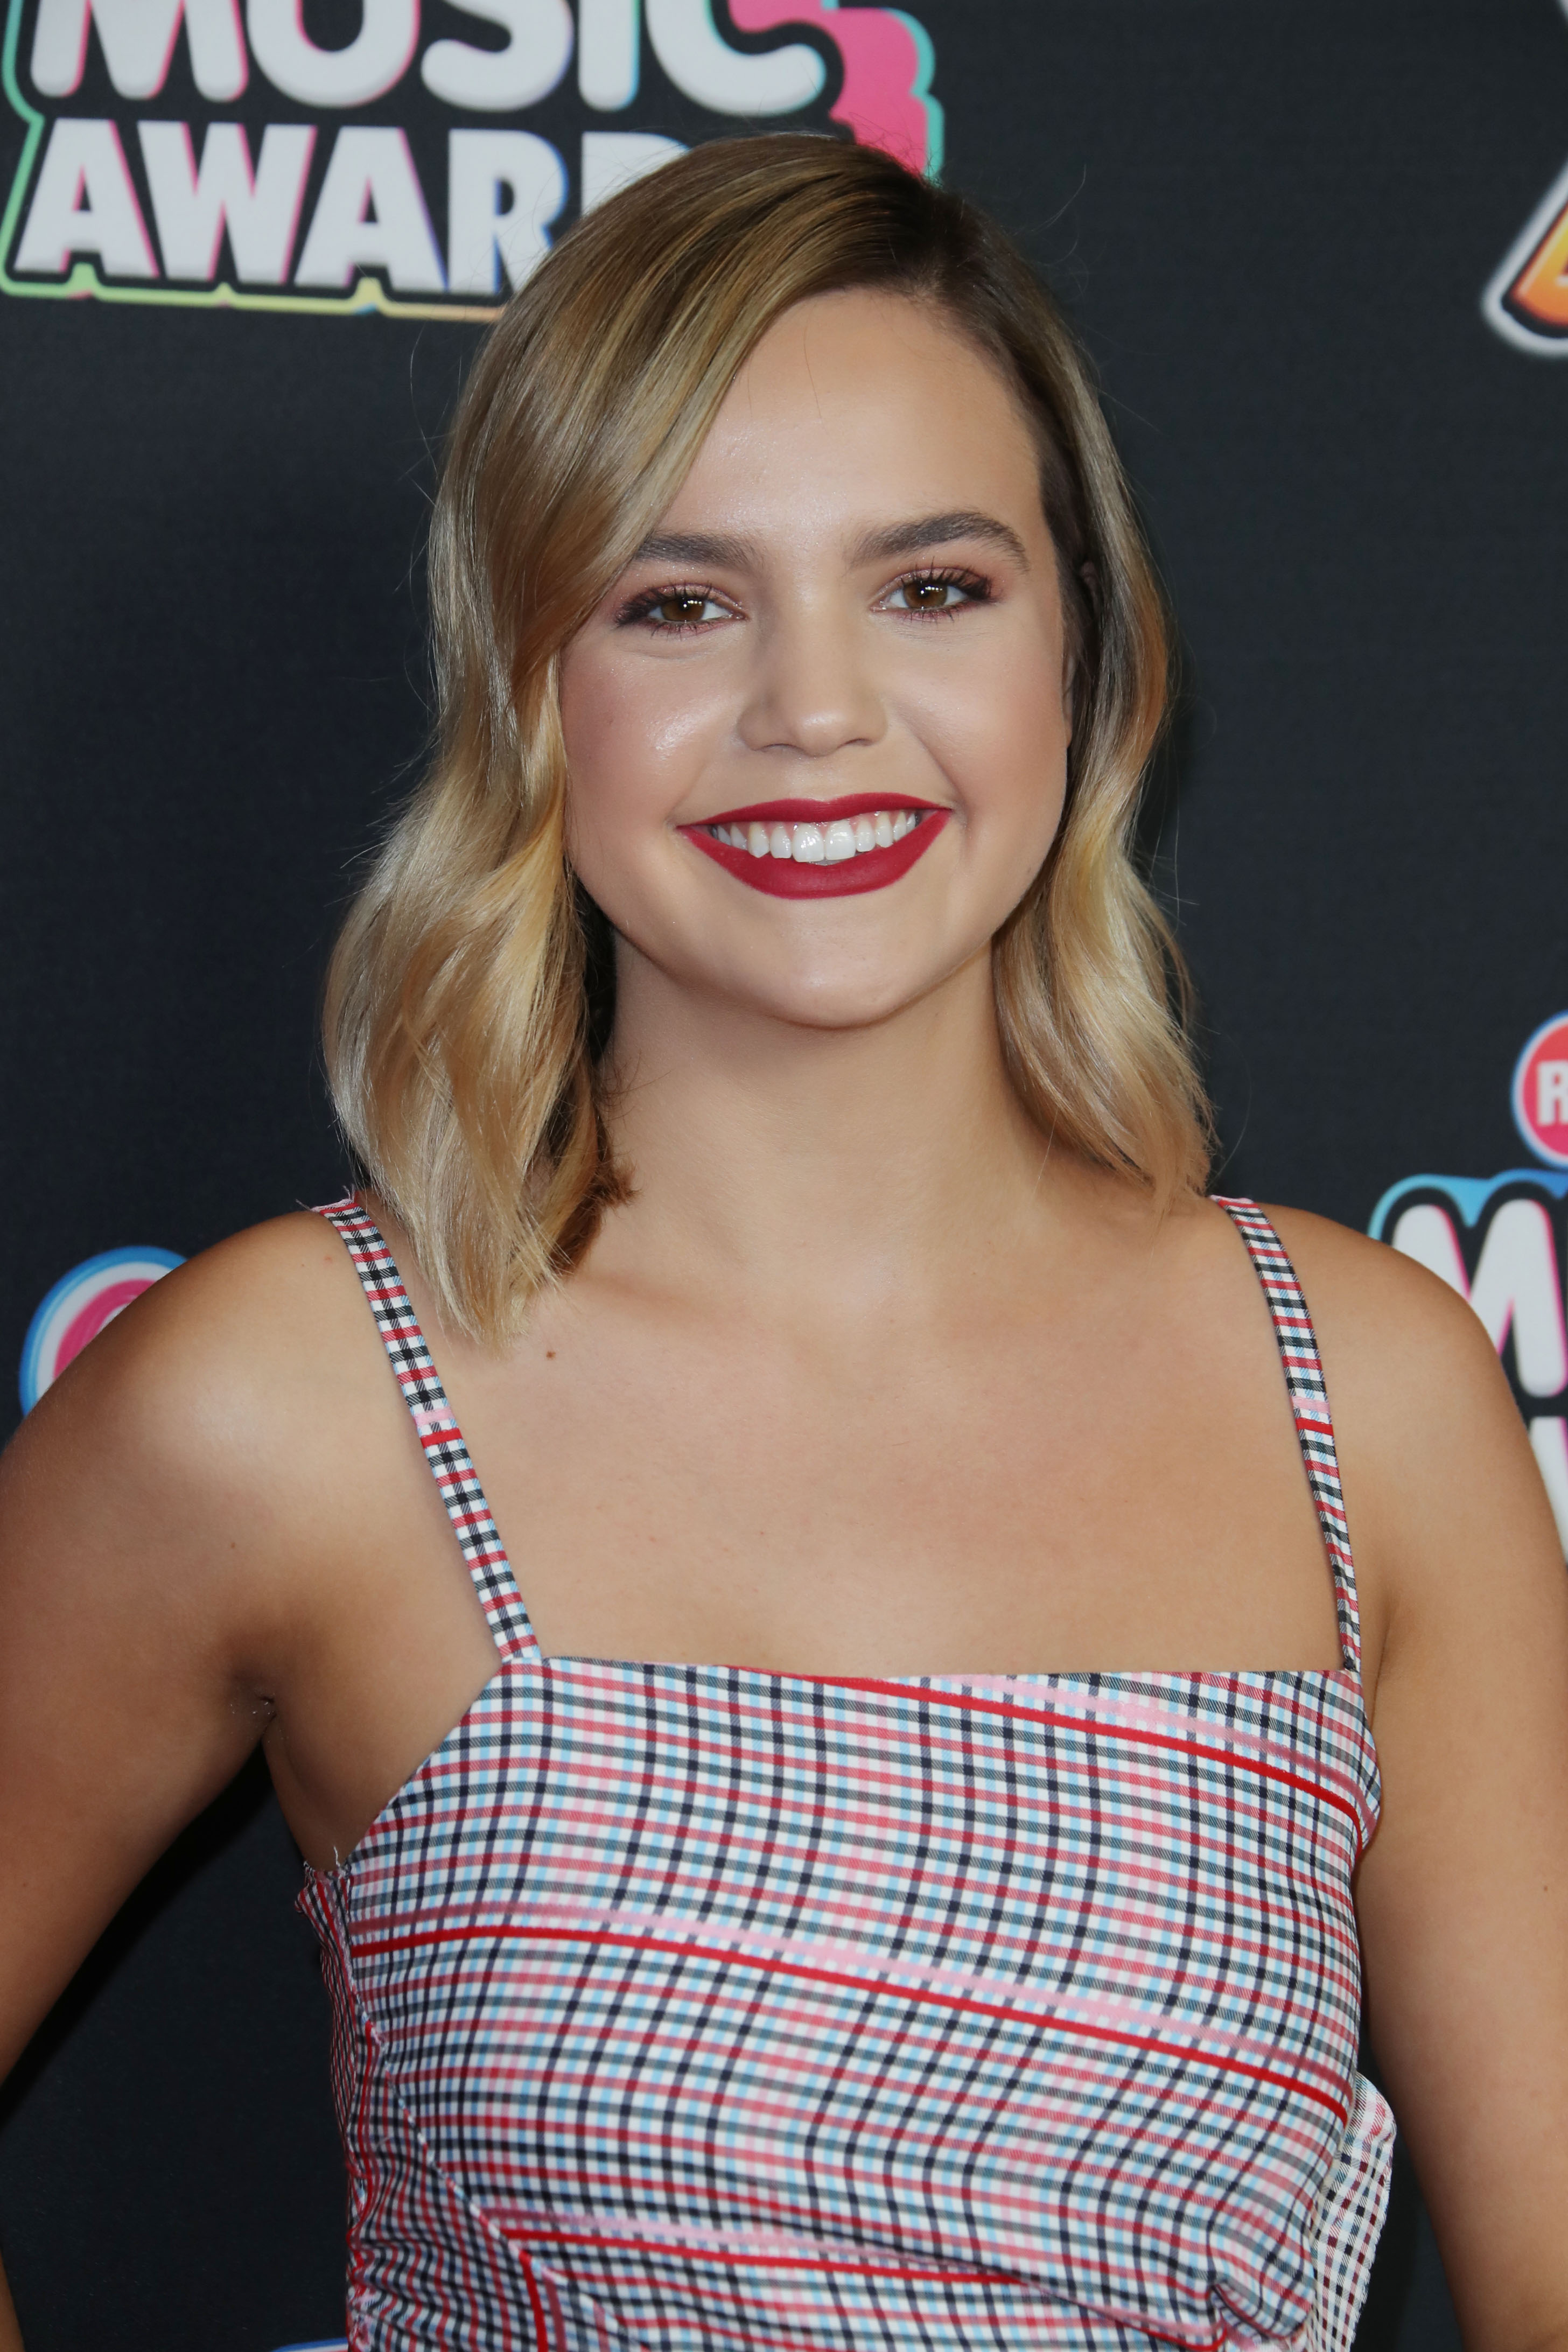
[1212,1197,1362,1678]
[317,1194,538,1666]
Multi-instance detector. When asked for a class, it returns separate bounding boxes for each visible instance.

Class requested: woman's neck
[590,941,1080,1318]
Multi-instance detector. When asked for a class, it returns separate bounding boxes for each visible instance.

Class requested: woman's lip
[683,810,949,898]
[690,793,946,827]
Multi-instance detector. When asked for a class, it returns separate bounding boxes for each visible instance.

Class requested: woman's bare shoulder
[1254,1201,1558,1658]
[24,1205,375,1429]
[1,1208,393,1612]
[1259,1200,1503,1403]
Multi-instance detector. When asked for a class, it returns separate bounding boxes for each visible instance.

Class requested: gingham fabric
[302,1195,1392,2351]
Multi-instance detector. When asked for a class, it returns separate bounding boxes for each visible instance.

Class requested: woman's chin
[688,951,982,1039]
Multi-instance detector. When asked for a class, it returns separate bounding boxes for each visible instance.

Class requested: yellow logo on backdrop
[1483,0,1568,354]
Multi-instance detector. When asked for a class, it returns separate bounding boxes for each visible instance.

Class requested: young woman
[2,136,1565,2352]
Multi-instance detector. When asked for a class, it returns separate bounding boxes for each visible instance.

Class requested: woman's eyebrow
[628,529,758,569]
[627,512,1031,575]
[853,511,1030,569]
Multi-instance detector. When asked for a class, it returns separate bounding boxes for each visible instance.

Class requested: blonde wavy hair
[325,134,1210,1341]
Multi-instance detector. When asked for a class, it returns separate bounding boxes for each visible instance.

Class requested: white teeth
[710,810,926,862]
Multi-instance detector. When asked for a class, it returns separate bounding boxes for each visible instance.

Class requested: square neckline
[304,1189,1373,1891]
[317,1192,1367,1678]
[308,1653,1374,1893]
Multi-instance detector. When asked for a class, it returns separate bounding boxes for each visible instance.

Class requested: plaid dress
[301,1196,1392,2351]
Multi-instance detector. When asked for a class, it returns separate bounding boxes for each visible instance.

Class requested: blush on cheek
[558,665,653,879]
[557,671,688,921]
[561,640,744,896]
[909,660,1066,853]
[558,649,625,785]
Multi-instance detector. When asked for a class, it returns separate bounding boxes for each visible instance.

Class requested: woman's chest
[313,1660,1380,2344]
[436,1304,1346,1676]
[342,1656,1375,2011]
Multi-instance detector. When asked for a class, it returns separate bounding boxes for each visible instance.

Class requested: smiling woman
[325,136,1201,1338]
[3,132,1568,2352]
[580,505,1020,898]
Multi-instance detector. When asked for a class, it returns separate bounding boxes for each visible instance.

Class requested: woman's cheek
[643,678,738,776]
[562,676,665,876]
[565,649,735,822]
[909,662,1066,845]
[562,667,642,884]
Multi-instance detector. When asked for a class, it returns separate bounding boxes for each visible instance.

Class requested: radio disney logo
[19,1243,184,1412]
[1370,1014,1568,1552]
[1483,0,1568,353]
[0,0,942,321]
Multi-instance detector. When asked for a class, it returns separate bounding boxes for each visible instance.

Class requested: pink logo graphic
[1513,1013,1568,1168]
[729,2,942,174]
[20,1245,184,1412]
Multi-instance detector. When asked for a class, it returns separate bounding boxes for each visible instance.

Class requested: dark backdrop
[3,1,1566,2342]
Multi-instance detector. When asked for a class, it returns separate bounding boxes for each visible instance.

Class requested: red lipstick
[681,797,949,899]
[695,794,943,825]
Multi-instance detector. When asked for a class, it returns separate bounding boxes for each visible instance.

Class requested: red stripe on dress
[495,2227,1234,2350]
[349,1920,1350,2122]
[808,1677,1368,1840]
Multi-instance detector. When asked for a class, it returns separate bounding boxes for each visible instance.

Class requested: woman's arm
[0,1265,276,2066]
[0,2257,22,2352]
[1282,1210,1568,2351]
[0,1223,361,2342]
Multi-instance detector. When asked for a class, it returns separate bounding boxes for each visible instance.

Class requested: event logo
[1370,1016,1568,1549]
[19,1243,184,1411]
[1482,0,1568,353]
[0,0,942,321]
[1511,1010,1568,1166]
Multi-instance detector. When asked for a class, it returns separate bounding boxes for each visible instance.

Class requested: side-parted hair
[324,134,1211,1341]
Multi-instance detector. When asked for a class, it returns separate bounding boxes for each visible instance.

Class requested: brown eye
[888,573,985,615]
[618,585,728,634]
[653,592,715,627]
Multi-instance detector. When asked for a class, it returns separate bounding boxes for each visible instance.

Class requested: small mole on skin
[545,1350,556,1360]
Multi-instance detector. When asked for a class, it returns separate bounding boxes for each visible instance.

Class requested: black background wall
[3,1,1566,2343]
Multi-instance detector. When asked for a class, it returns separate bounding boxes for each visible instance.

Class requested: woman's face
[559,288,1074,1034]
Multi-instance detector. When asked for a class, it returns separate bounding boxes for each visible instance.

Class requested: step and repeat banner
[2,1,1566,2344]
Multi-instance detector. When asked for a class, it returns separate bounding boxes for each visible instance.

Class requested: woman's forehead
[660,291,1046,547]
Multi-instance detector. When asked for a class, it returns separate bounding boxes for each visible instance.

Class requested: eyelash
[615,564,994,635]
[616,584,731,634]
[886,565,992,619]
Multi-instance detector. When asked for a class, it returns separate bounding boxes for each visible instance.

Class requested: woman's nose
[736,598,887,761]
